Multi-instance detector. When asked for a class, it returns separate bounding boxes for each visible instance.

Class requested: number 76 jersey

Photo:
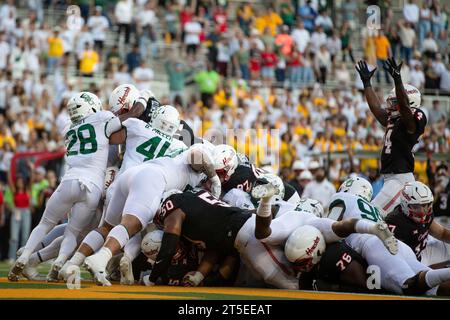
[63,111,122,190]
[328,192,383,223]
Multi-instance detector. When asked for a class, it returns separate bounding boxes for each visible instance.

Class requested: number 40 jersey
[119,118,187,175]
[63,111,122,190]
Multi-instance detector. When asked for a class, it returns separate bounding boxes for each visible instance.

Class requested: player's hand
[210,175,221,198]
[355,60,376,88]
[383,57,403,81]
[182,271,204,287]
[140,271,156,286]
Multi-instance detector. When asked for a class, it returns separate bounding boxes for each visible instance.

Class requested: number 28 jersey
[63,111,122,189]
[380,107,427,174]
[119,118,187,175]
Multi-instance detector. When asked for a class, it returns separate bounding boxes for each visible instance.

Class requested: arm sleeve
[104,116,122,138]
[413,109,427,135]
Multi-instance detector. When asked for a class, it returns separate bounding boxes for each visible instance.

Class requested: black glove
[355,60,377,88]
[383,57,403,82]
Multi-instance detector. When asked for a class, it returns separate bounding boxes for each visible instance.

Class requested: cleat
[22,265,40,281]
[373,221,398,255]
[119,255,135,285]
[84,255,111,286]
[16,247,24,258]
[251,182,279,200]
[8,257,27,282]
[47,261,63,282]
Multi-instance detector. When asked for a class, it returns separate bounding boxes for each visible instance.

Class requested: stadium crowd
[0,0,449,262]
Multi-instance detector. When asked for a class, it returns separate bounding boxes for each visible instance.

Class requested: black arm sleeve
[149,233,180,283]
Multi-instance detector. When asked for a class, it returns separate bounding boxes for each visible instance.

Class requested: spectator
[194,62,220,108]
[213,5,228,33]
[0,32,10,71]
[410,63,426,90]
[8,173,31,261]
[292,169,312,197]
[105,45,121,73]
[310,26,327,53]
[399,20,416,64]
[184,16,202,59]
[374,30,391,84]
[340,21,354,63]
[298,0,317,33]
[430,163,450,226]
[47,28,63,74]
[125,44,141,74]
[327,31,341,70]
[137,1,158,60]
[76,24,94,65]
[78,43,99,77]
[418,1,432,51]
[236,3,253,36]
[133,60,154,91]
[315,44,331,84]
[115,0,133,44]
[429,100,447,125]
[87,6,109,54]
[403,0,420,26]
[216,37,231,77]
[165,55,191,103]
[234,39,250,81]
[30,166,48,227]
[440,62,450,94]
[291,20,310,54]
[275,25,294,56]
[315,9,333,36]
[113,63,132,86]
[386,25,401,59]
[431,4,445,40]
[302,161,336,207]
[261,45,277,85]
[280,3,295,29]
[423,31,439,58]
[287,43,302,87]
[265,6,283,37]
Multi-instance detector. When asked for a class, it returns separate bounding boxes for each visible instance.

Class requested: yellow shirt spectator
[374,35,391,60]
[48,37,64,58]
[265,12,283,36]
[79,49,99,75]
[0,135,16,150]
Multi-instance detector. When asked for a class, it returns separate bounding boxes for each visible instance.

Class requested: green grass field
[0,262,445,300]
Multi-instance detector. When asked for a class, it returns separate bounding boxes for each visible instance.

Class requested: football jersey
[380,107,427,174]
[155,188,252,254]
[62,111,121,189]
[119,118,187,175]
[328,192,383,223]
[385,206,433,260]
[222,153,267,193]
[433,183,450,218]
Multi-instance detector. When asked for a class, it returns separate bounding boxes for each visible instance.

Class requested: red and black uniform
[132,239,199,286]
[385,206,433,261]
[380,108,427,174]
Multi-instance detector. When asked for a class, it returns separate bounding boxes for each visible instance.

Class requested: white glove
[182,271,205,287]
[137,89,155,105]
[210,175,221,198]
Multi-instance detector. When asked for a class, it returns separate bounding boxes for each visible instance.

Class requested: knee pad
[108,225,130,248]
[83,230,106,252]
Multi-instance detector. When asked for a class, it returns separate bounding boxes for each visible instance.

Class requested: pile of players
[6,82,450,297]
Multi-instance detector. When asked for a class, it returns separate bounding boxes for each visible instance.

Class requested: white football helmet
[212,144,239,182]
[296,198,324,217]
[386,84,421,119]
[109,84,140,115]
[284,225,326,273]
[151,105,180,137]
[400,181,434,224]
[67,92,102,123]
[338,176,373,202]
[141,230,164,263]
[261,173,285,201]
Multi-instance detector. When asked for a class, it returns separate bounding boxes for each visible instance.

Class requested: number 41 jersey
[380,107,427,174]
[63,111,122,190]
[119,118,187,175]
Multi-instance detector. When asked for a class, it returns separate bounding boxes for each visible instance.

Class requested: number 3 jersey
[380,107,427,174]
[63,111,122,190]
[119,118,187,175]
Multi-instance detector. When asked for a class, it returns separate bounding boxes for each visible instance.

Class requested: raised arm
[188,146,221,197]
[355,60,388,126]
[384,57,416,134]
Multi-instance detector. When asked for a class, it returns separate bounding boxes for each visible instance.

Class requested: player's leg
[48,183,102,281]
[22,236,64,280]
[372,173,415,216]
[8,180,76,281]
[84,169,165,286]
[120,233,142,285]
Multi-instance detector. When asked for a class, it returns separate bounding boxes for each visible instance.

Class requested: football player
[384,181,450,266]
[355,58,427,215]
[79,144,221,286]
[8,91,145,281]
[145,185,396,288]
[212,144,300,204]
[326,176,450,295]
